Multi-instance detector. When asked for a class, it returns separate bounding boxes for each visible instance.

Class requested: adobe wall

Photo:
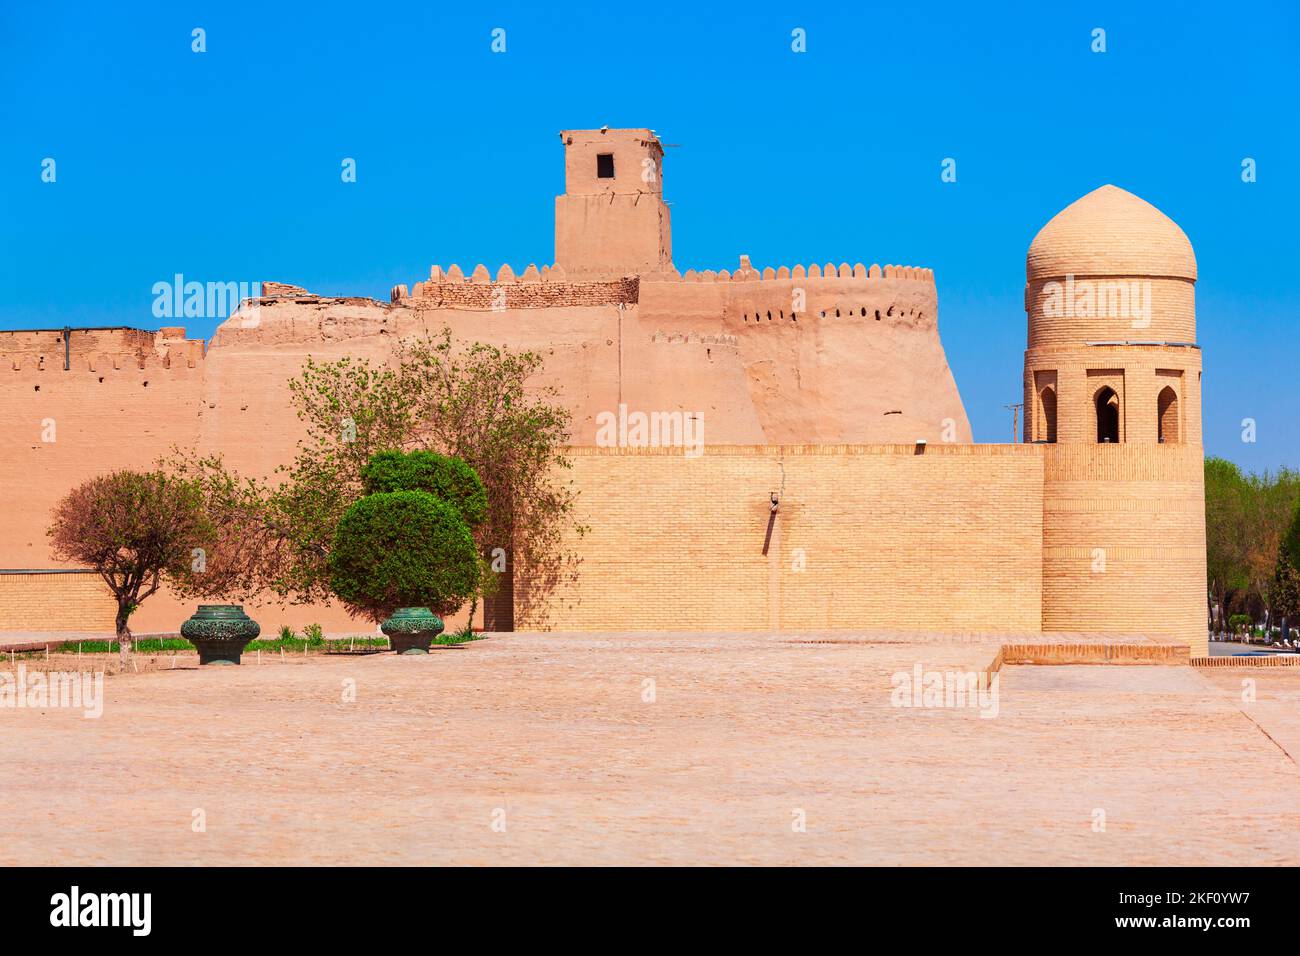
[555,194,672,279]
[0,330,206,573]
[639,261,966,444]
[554,127,673,279]
[514,444,1046,633]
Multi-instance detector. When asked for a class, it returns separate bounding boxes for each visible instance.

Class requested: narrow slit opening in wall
[596,153,615,179]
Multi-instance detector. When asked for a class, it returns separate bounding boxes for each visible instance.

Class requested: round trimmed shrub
[328,491,480,621]
[361,450,488,527]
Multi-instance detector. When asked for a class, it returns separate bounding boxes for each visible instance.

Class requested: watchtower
[554,128,673,279]
[1024,185,1207,654]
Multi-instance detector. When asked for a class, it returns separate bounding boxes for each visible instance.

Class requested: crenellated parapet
[634,255,940,331]
[389,255,933,309]
[678,255,935,284]
[391,264,639,309]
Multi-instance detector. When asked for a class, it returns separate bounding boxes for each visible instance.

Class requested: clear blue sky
[2,0,1296,471]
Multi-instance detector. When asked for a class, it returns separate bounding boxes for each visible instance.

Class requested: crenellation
[655,258,935,285]
[398,275,641,310]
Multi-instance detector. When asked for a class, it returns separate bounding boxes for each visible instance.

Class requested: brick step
[994,642,1190,667]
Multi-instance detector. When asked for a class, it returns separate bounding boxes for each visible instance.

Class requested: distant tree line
[1205,457,1300,636]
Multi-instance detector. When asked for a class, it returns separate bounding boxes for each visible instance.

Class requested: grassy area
[43,630,484,655]
[433,629,483,646]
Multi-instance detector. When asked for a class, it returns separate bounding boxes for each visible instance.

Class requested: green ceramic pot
[180,604,261,665]
[380,607,444,655]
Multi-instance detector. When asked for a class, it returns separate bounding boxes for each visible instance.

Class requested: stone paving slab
[1,631,1295,865]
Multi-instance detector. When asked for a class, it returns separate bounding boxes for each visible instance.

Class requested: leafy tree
[1204,458,1300,632]
[394,330,584,626]
[361,449,488,527]
[1283,498,1300,569]
[288,355,422,481]
[271,329,582,625]
[164,451,282,601]
[1244,468,1300,622]
[1273,503,1300,622]
[1204,457,1250,633]
[255,356,423,605]
[327,491,480,621]
[49,470,212,664]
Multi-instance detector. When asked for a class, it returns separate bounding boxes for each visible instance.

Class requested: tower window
[1095,386,1120,443]
[596,153,615,179]
[1037,386,1057,443]
[1157,386,1180,443]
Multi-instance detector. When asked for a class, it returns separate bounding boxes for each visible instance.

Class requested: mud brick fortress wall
[0,131,1208,654]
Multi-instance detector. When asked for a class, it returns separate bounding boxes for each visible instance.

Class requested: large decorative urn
[380,607,444,655]
[180,605,261,665]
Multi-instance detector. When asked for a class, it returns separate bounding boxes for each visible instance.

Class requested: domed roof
[1027,185,1196,281]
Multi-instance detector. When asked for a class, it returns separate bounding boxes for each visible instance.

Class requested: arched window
[1157,386,1180,443]
[1095,386,1120,443]
[1037,386,1057,443]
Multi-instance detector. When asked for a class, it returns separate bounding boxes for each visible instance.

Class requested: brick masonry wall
[1023,344,1202,446]
[0,572,115,631]
[1025,276,1195,348]
[515,444,1046,633]
[1041,442,1208,656]
[0,441,1207,654]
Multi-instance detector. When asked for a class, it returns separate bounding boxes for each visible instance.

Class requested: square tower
[555,128,673,279]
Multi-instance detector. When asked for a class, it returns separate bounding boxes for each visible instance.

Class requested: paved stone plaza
[3,632,1297,865]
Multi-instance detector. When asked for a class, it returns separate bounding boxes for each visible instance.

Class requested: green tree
[1283,498,1300,568]
[259,356,424,604]
[1244,467,1300,622]
[270,329,582,624]
[1204,458,1300,633]
[394,330,583,627]
[1204,457,1250,634]
[327,491,480,622]
[48,470,213,664]
[163,450,281,602]
[1273,503,1300,622]
[361,449,488,527]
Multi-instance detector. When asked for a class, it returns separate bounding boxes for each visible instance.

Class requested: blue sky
[2,0,1296,471]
